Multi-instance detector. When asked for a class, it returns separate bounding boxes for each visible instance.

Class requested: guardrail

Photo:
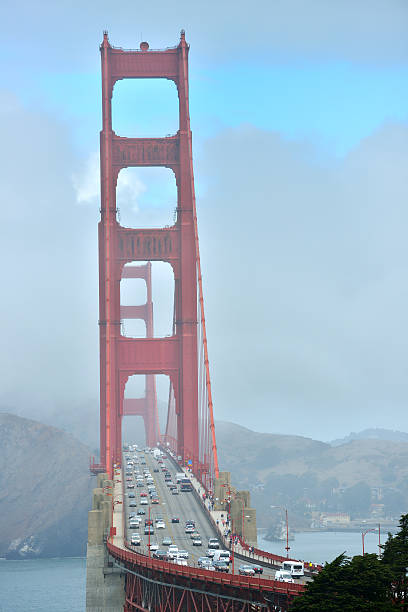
[107,539,305,597]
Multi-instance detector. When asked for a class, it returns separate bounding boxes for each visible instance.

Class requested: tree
[381,513,408,608]
[290,553,394,611]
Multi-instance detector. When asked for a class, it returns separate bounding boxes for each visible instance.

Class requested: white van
[275,570,294,583]
[282,561,304,578]
[212,550,231,564]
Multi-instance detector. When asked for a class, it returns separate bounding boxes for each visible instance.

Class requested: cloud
[1,1,407,73]
[196,121,408,440]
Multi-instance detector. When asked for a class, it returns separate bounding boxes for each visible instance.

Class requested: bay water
[0,557,86,612]
[257,529,384,565]
[0,532,387,610]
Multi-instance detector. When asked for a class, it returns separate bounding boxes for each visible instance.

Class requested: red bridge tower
[99,31,199,477]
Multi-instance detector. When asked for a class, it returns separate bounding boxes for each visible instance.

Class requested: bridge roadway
[120,447,291,580]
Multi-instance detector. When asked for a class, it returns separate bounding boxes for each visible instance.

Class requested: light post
[270,505,290,558]
[148,505,151,558]
[362,528,376,555]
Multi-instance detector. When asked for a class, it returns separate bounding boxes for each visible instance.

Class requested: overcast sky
[1,1,408,446]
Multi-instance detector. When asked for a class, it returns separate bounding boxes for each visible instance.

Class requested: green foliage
[291,513,408,610]
[290,553,393,611]
[381,513,408,606]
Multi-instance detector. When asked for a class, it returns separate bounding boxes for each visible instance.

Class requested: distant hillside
[0,412,94,558]
[215,421,408,527]
[330,428,408,446]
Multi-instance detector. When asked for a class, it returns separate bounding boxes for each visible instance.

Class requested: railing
[107,539,305,597]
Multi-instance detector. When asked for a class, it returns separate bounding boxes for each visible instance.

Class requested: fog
[0,2,407,447]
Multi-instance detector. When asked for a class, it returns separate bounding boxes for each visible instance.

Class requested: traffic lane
[145,454,218,564]
[155,456,282,578]
[126,454,288,580]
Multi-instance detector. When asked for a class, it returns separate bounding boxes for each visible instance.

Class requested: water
[0,557,86,612]
[257,530,384,566]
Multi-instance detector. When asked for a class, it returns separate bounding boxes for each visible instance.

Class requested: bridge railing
[107,539,305,597]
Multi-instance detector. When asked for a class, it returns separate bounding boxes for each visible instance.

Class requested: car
[206,549,215,558]
[131,535,141,546]
[154,468,159,472]
[137,482,144,487]
[186,520,195,527]
[238,565,255,576]
[137,509,146,515]
[274,570,294,583]
[140,492,147,497]
[156,520,166,529]
[144,526,154,535]
[177,550,189,559]
[252,564,263,574]
[167,545,179,559]
[185,525,195,534]
[198,557,212,568]
[129,501,137,507]
[213,561,229,573]
[145,519,154,526]
[140,499,148,505]
[128,492,136,498]
[149,542,159,551]
[190,531,201,539]
[152,498,159,504]
[172,489,179,495]
[162,537,172,546]
[129,521,139,529]
[171,517,179,523]
[172,558,187,566]
[128,513,137,519]
[153,550,169,560]
[192,536,202,546]
[126,477,132,482]
[127,483,135,489]
[208,538,220,549]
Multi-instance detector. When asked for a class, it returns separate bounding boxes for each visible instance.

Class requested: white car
[177,550,189,559]
[173,558,187,566]
[140,498,148,505]
[156,520,166,529]
[167,545,179,559]
[149,542,159,551]
[275,570,294,583]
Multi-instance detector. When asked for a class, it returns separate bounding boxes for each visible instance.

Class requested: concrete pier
[85,473,125,612]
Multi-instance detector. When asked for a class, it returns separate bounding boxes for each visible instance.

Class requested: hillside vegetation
[216,421,408,527]
[0,412,94,558]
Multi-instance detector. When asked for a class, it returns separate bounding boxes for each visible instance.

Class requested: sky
[0,1,408,447]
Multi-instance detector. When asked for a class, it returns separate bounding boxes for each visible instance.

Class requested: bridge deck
[111,448,308,583]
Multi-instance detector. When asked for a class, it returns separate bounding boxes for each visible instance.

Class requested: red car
[140,492,147,497]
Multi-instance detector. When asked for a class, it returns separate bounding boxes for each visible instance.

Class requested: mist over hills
[2,412,408,558]
[215,421,408,528]
[0,412,94,558]
[330,428,408,446]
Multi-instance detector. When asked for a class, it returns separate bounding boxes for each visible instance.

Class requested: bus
[180,478,193,492]
[282,561,304,578]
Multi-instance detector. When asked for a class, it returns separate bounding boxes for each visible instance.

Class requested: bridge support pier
[86,474,125,612]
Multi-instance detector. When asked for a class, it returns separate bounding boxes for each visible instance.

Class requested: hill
[330,428,408,446]
[0,412,94,558]
[215,421,408,527]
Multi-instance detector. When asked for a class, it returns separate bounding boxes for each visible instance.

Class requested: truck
[212,550,231,564]
[281,561,304,578]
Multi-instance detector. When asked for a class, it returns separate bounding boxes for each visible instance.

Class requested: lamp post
[148,505,151,558]
[270,505,290,558]
[362,528,376,555]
